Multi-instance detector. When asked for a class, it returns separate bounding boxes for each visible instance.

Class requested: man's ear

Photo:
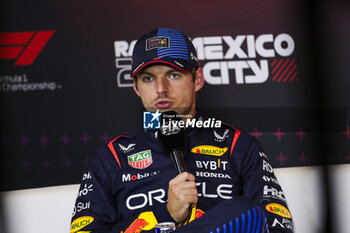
[133,80,140,97]
[194,67,205,92]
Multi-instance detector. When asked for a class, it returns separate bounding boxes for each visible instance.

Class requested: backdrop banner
[1,0,349,191]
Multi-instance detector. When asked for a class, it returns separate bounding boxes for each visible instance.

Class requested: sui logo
[143,110,161,129]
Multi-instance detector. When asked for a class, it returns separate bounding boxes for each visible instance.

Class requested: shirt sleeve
[239,137,294,232]
[70,150,175,233]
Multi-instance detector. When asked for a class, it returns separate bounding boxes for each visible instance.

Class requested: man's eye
[142,76,153,82]
[169,73,180,79]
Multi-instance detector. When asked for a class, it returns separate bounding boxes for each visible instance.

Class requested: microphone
[158,111,193,225]
[158,110,186,174]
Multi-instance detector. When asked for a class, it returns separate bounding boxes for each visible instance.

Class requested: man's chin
[168,108,194,117]
[144,107,172,113]
[159,108,173,113]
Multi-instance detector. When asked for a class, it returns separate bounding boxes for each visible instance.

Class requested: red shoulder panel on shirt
[222,122,241,157]
[107,135,129,169]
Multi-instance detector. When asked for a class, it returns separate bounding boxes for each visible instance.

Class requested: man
[71,28,293,233]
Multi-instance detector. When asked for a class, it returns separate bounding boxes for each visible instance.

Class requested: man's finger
[169,172,195,185]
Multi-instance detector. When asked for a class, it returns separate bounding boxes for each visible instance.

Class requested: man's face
[133,64,204,117]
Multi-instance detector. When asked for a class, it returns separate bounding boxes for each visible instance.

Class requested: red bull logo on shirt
[124,211,158,233]
[125,218,149,233]
[187,208,205,224]
[127,150,153,169]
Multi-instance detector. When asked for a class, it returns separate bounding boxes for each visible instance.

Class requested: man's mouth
[155,100,173,109]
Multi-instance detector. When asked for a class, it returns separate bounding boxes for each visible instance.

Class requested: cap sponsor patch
[70,216,94,233]
[128,150,153,169]
[191,145,228,156]
[265,203,292,219]
[146,37,170,50]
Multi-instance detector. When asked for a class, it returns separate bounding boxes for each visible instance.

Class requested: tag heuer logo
[127,150,153,169]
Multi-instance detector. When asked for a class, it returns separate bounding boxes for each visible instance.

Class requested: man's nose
[156,77,168,95]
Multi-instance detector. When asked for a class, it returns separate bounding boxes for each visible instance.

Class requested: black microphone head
[158,110,185,153]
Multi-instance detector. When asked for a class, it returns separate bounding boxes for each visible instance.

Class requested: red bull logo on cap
[146,37,170,50]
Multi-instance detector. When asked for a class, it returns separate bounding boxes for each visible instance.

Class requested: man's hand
[167,172,198,223]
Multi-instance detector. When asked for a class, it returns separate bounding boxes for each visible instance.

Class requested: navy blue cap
[131,28,199,78]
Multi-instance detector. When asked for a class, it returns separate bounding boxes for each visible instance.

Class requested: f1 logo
[0,30,54,66]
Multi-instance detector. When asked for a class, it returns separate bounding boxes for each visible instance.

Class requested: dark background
[1,0,349,191]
